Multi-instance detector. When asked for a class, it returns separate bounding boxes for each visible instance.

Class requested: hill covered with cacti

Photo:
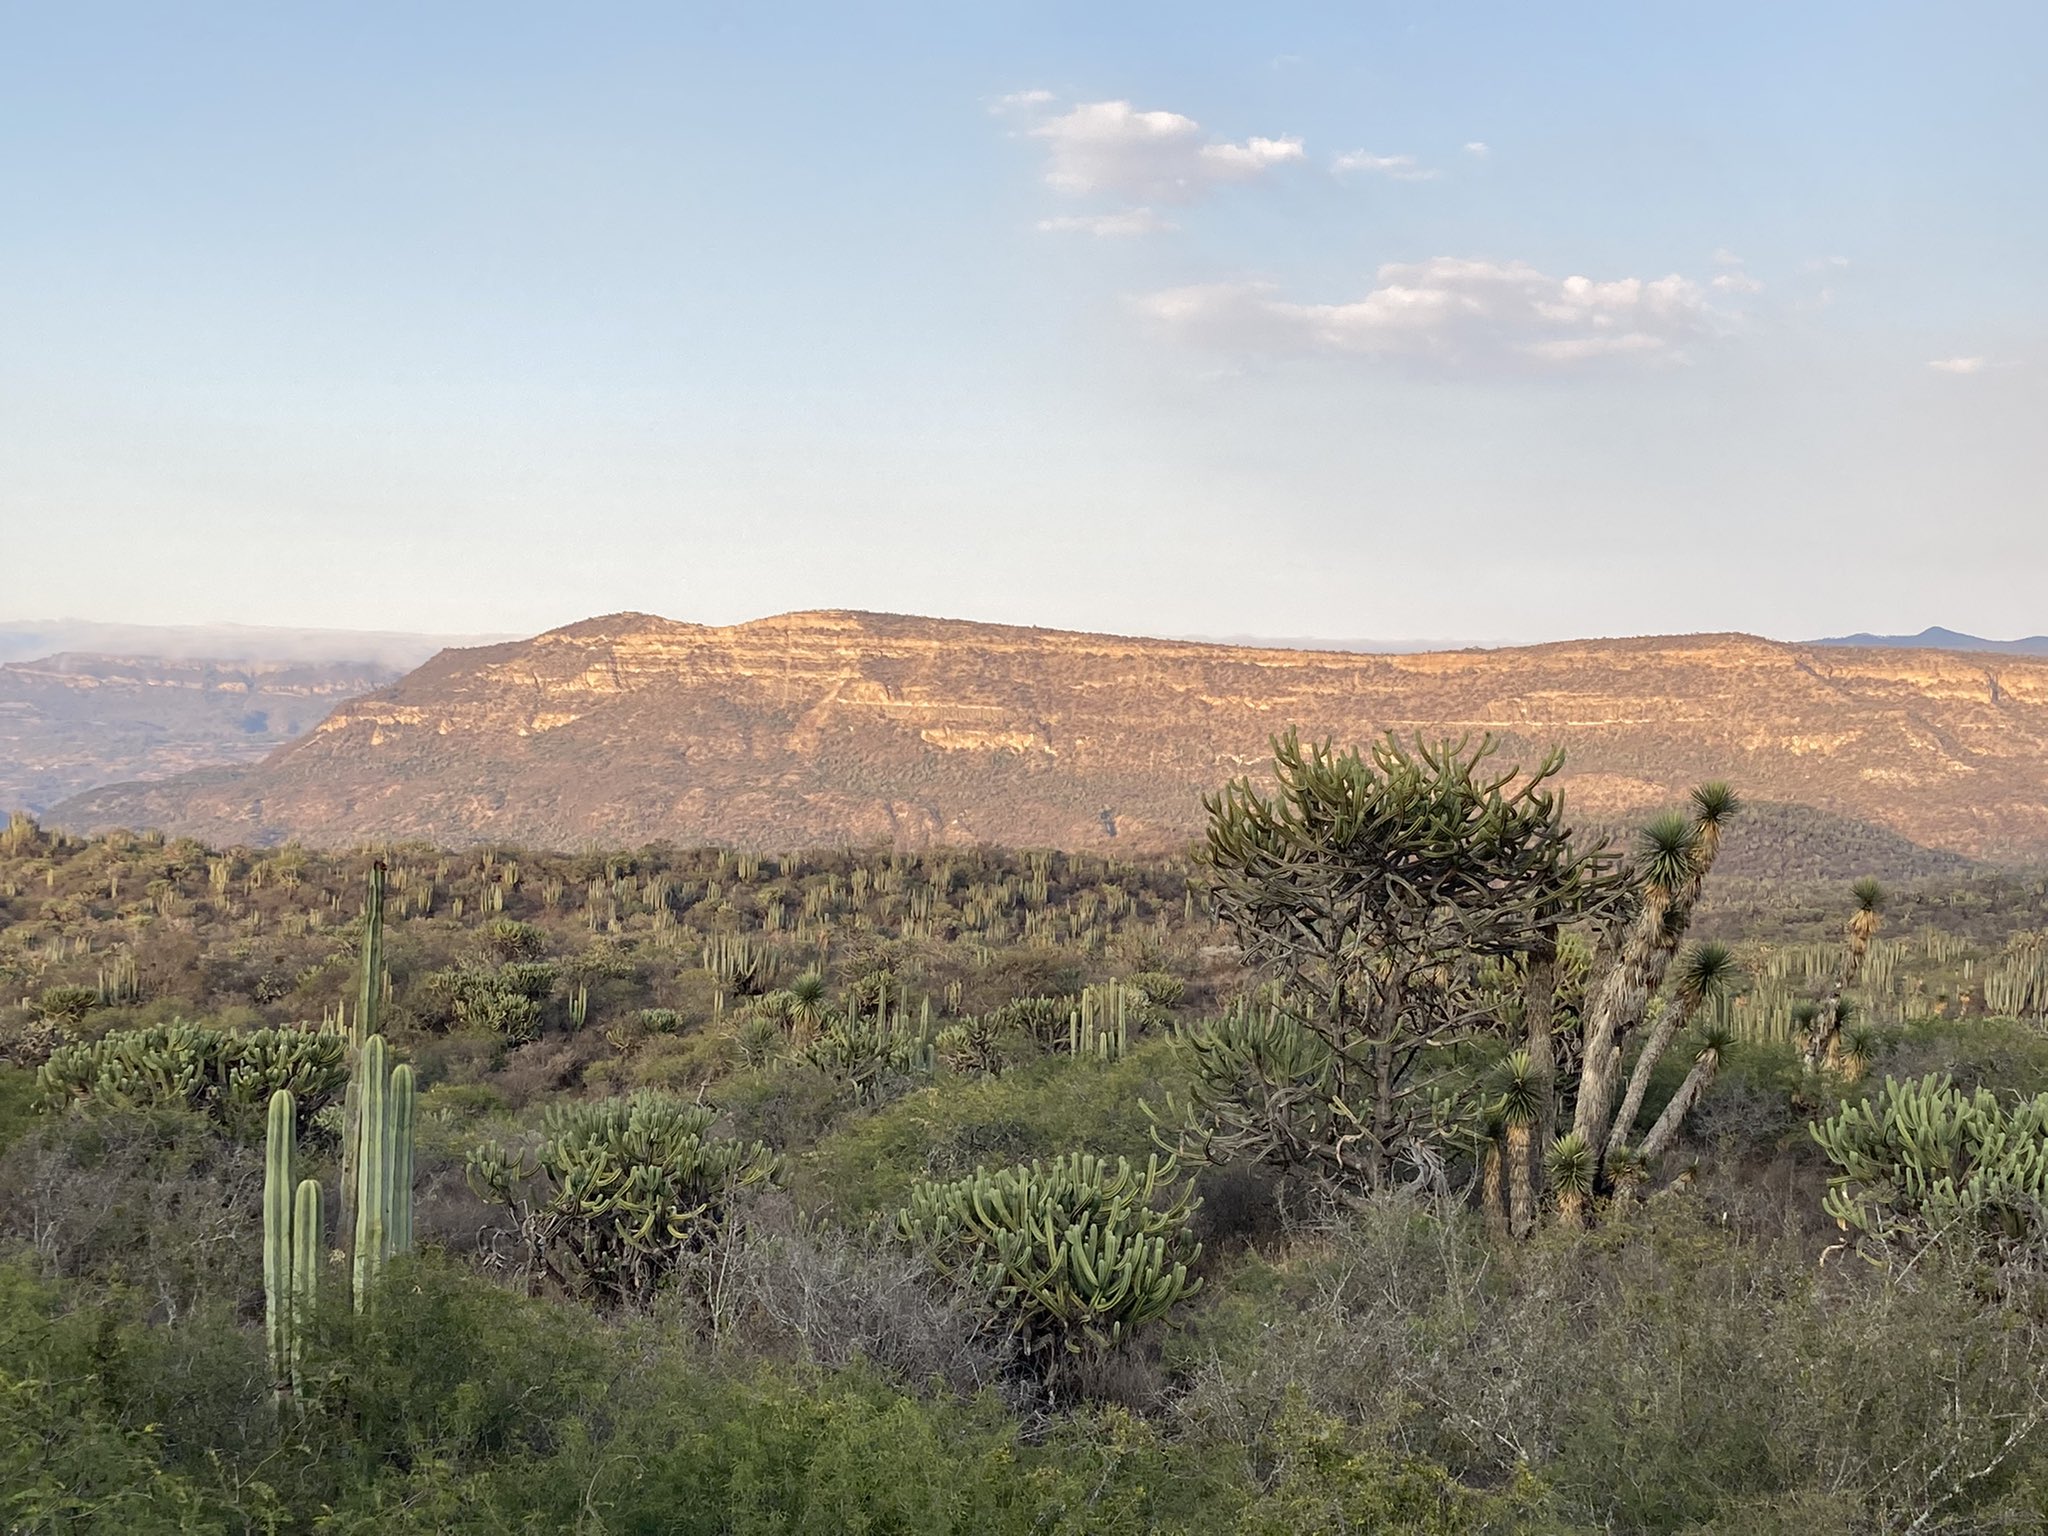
[44,609,2048,865]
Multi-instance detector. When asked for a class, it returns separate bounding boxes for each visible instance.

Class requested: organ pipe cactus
[348,1035,415,1310]
[263,1089,327,1411]
[290,1175,321,1399]
[263,1088,297,1409]
[895,1152,1202,1373]
[340,860,385,1253]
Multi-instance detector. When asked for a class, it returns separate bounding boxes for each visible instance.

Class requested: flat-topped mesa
[46,612,2048,864]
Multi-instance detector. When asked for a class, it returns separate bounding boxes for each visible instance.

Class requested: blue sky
[3,2,2042,643]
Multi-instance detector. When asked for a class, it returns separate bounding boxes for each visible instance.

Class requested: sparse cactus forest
[8,734,2048,1533]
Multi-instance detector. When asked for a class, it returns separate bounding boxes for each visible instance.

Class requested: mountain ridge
[1813,625,2048,656]
[46,609,2048,863]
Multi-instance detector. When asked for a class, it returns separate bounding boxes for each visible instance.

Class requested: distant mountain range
[1814,626,2048,656]
[46,610,2048,867]
[0,619,514,669]
[0,652,406,815]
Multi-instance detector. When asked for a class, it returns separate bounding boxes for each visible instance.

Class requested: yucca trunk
[1524,938,1560,1154]
[1639,1050,1721,1162]
[1556,1187,1585,1230]
[1506,1123,1536,1240]
[1606,998,1693,1157]
[1572,891,1671,1154]
[1481,1141,1507,1237]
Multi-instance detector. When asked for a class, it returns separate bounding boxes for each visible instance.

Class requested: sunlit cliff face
[52,611,2048,862]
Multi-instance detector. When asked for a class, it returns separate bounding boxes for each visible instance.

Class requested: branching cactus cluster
[895,1152,1202,1371]
[466,1091,780,1309]
[1813,1072,2048,1261]
[38,1022,346,1128]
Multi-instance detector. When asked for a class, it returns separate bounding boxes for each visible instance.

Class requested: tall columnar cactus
[263,1088,297,1408]
[352,1036,391,1310]
[290,1176,321,1399]
[263,1089,325,1411]
[339,860,385,1250]
[387,1062,415,1260]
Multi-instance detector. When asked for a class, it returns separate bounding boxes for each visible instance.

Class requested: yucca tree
[1804,879,1888,1073]
[1606,940,1741,1157]
[1639,1021,1735,1162]
[1495,1049,1543,1240]
[787,971,829,1045]
[1839,1018,1877,1083]
[1545,1131,1595,1229]
[1572,812,1700,1155]
[1605,1143,1649,1203]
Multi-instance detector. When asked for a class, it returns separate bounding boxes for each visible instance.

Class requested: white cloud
[1036,208,1177,237]
[1928,356,1988,374]
[1463,141,1490,157]
[1029,100,1304,202]
[1711,270,1764,293]
[990,89,1055,114]
[1134,258,1730,373]
[1331,150,1438,182]
[1711,248,1744,266]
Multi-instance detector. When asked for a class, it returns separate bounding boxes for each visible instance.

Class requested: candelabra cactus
[895,1152,1202,1375]
[1812,1072,2048,1261]
[466,1091,780,1309]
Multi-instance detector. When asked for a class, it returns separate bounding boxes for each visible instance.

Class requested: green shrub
[803,1040,1185,1214]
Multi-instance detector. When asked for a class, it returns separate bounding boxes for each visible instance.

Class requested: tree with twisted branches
[1160,730,1623,1204]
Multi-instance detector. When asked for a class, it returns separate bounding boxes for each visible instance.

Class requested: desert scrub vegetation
[5,746,2048,1530]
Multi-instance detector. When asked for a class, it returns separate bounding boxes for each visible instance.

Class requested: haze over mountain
[0,653,406,815]
[46,611,2048,869]
[1813,627,2048,657]
[0,620,513,669]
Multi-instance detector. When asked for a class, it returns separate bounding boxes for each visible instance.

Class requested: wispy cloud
[1027,99,1303,202]
[1036,208,1177,237]
[1463,141,1490,157]
[1331,150,1438,182]
[1135,258,1732,374]
[1927,356,1989,374]
[989,89,1054,114]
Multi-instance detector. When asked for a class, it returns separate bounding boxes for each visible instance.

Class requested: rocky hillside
[1,653,402,814]
[46,611,2048,862]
